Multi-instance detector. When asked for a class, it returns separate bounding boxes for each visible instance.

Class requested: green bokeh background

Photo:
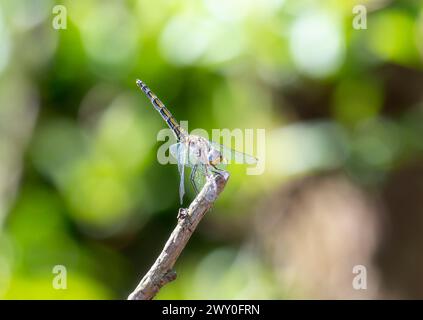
[0,0,423,299]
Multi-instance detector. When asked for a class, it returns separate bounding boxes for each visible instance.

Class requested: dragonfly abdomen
[136,79,184,141]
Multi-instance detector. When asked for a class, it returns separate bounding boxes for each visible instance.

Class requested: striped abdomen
[136,79,184,141]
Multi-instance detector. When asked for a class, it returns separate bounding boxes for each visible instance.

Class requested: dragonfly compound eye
[208,149,222,165]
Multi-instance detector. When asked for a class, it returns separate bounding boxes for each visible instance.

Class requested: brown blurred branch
[127,172,229,300]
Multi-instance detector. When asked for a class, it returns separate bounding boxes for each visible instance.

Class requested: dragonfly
[136,79,257,203]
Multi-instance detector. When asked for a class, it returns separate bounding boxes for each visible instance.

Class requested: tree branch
[127,172,229,300]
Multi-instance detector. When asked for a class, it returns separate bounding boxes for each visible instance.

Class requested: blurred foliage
[0,0,422,299]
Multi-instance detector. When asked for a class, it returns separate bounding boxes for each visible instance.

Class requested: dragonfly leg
[190,165,199,195]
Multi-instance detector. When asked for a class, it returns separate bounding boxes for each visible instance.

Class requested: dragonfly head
[208,148,224,165]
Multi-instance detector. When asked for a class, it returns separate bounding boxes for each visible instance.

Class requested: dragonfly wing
[210,142,258,165]
[193,164,207,191]
[170,142,193,167]
[171,142,188,204]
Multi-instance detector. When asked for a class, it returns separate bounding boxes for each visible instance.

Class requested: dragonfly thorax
[207,147,224,166]
[184,135,224,166]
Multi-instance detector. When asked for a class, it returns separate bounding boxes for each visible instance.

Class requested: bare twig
[127,172,229,300]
